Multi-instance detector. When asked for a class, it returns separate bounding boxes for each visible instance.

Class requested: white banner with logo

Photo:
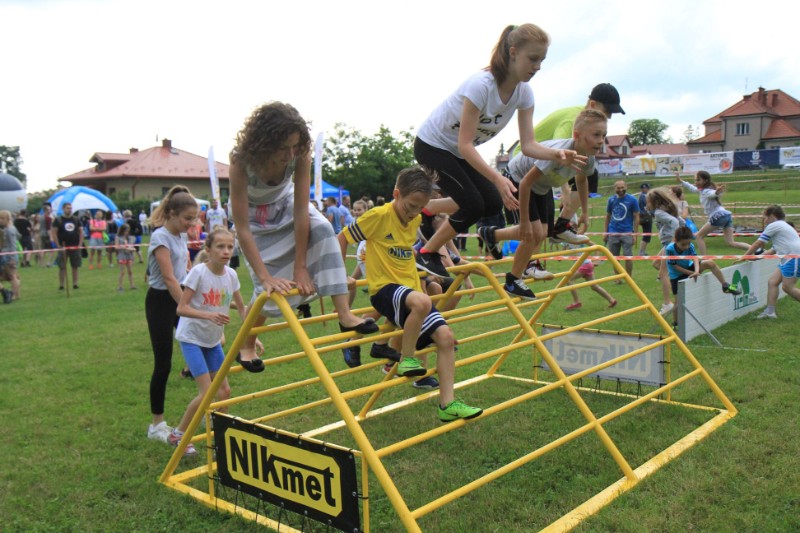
[541,326,665,386]
[779,147,800,166]
[681,151,734,175]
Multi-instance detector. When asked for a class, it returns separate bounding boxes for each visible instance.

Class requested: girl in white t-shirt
[171,227,247,456]
[413,23,583,279]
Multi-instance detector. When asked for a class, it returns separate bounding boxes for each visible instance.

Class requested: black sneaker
[415,251,450,278]
[504,273,535,300]
[343,345,362,368]
[478,226,503,260]
[370,343,402,363]
[1,289,12,304]
[297,303,312,318]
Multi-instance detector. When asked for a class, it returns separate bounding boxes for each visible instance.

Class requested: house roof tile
[60,141,229,183]
[763,118,800,139]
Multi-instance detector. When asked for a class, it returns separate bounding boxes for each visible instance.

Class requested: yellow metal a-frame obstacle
[160,244,737,532]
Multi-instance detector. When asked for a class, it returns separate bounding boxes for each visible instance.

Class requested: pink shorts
[577,261,595,277]
[118,259,133,265]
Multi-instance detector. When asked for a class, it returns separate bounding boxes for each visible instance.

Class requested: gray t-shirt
[507,138,595,195]
[147,226,189,290]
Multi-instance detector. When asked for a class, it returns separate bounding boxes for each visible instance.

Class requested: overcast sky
[3,0,799,193]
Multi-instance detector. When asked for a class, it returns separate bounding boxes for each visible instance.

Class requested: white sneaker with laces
[659,303,674,316]
[756,310,777,319]
[554,226,590,245]
[147,421,173,443]
[523,260,555,280]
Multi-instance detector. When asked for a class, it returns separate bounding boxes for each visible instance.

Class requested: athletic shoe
[147,421,173,443]
[380,363,396,375]
[370,343,402,363]
[397,357,427,377]
[168,429,198,456]
[722,283,742,295]
[659,302,674,316]
[504,273,536,301]
[415,250,450,278]
[412,376,439,390]
[1,289,12,304]
[523,260,554,280]
[478,226,503,260]
[552,222,590,245]
[343,345,361,368]
[756,310,777,319]
[438,399,483,422]
[565,302,582,311]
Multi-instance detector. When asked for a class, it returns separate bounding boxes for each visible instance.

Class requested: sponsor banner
[622,156,657,175]
[678,258,784,342]
[213,413,360,533]
[733,149,779,170]
[654,156,685,176]
[541,326,665,386]
[682,151,734,175]
[598,159,622,175]
[779,147,800,166]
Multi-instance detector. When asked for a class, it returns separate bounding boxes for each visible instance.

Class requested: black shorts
[567,168,599,193]
[670,274,689,295]
[639,216,653,243]
[370,283,447,350]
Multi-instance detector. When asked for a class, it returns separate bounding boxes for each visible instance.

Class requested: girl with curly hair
[229,102,377,371]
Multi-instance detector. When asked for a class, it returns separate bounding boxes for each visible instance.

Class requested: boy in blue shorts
[338,166,482,422]
[665,226,742,326]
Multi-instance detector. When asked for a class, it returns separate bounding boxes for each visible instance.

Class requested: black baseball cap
[641,183,651,189]
[590,83,625,115]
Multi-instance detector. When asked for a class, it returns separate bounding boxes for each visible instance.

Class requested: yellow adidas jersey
[341,203,421,294]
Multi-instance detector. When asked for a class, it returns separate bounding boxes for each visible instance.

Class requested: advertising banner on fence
[780,147,800,166]
[598,159,622,175]
[681,151,734,175]
[540,326,665,386]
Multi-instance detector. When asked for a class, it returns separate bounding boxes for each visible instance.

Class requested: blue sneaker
[343,345,361,368]
[412,376,439,390]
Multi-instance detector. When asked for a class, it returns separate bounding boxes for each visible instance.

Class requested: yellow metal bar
[268,294,423,533]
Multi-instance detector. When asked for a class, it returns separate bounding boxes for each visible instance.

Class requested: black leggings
[414,137,503,234]
[145,287,179,416]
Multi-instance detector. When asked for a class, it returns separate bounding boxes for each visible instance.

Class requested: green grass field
[2,170,800,532]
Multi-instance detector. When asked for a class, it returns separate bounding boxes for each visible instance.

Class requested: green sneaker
[723,283,742,295]
[397,357,427,377]
[438,399,483,422]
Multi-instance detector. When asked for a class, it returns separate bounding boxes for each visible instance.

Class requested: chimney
[758,87,766,104]
[129,147,139,154]
[771,93,778,107]
[162,138,172,149]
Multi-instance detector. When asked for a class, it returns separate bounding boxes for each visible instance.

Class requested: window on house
[220,187,229,199]
[162,187,171,197]
[621,146,629,155]
[735,123,750,135]
[108,187,116,196]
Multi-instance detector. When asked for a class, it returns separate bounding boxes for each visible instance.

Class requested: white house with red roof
[688,87,800,153]
[58,139,229,201]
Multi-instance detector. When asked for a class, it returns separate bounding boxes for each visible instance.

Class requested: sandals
[236,352,265,373]
[339,318,379,335]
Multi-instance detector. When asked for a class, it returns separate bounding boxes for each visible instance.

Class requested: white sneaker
[523,260,555,280]
[147,421,173,443]
[659,303,674,316]
[756,310,777,319]
[553,225,590,245]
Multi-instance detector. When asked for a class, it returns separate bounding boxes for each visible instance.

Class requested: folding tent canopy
[47,186,117,215]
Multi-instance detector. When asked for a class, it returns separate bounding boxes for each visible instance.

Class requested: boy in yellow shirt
[338,166,482,422]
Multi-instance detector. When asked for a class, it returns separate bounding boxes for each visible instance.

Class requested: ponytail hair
[151,185,196,227]
[489,23,550,85]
